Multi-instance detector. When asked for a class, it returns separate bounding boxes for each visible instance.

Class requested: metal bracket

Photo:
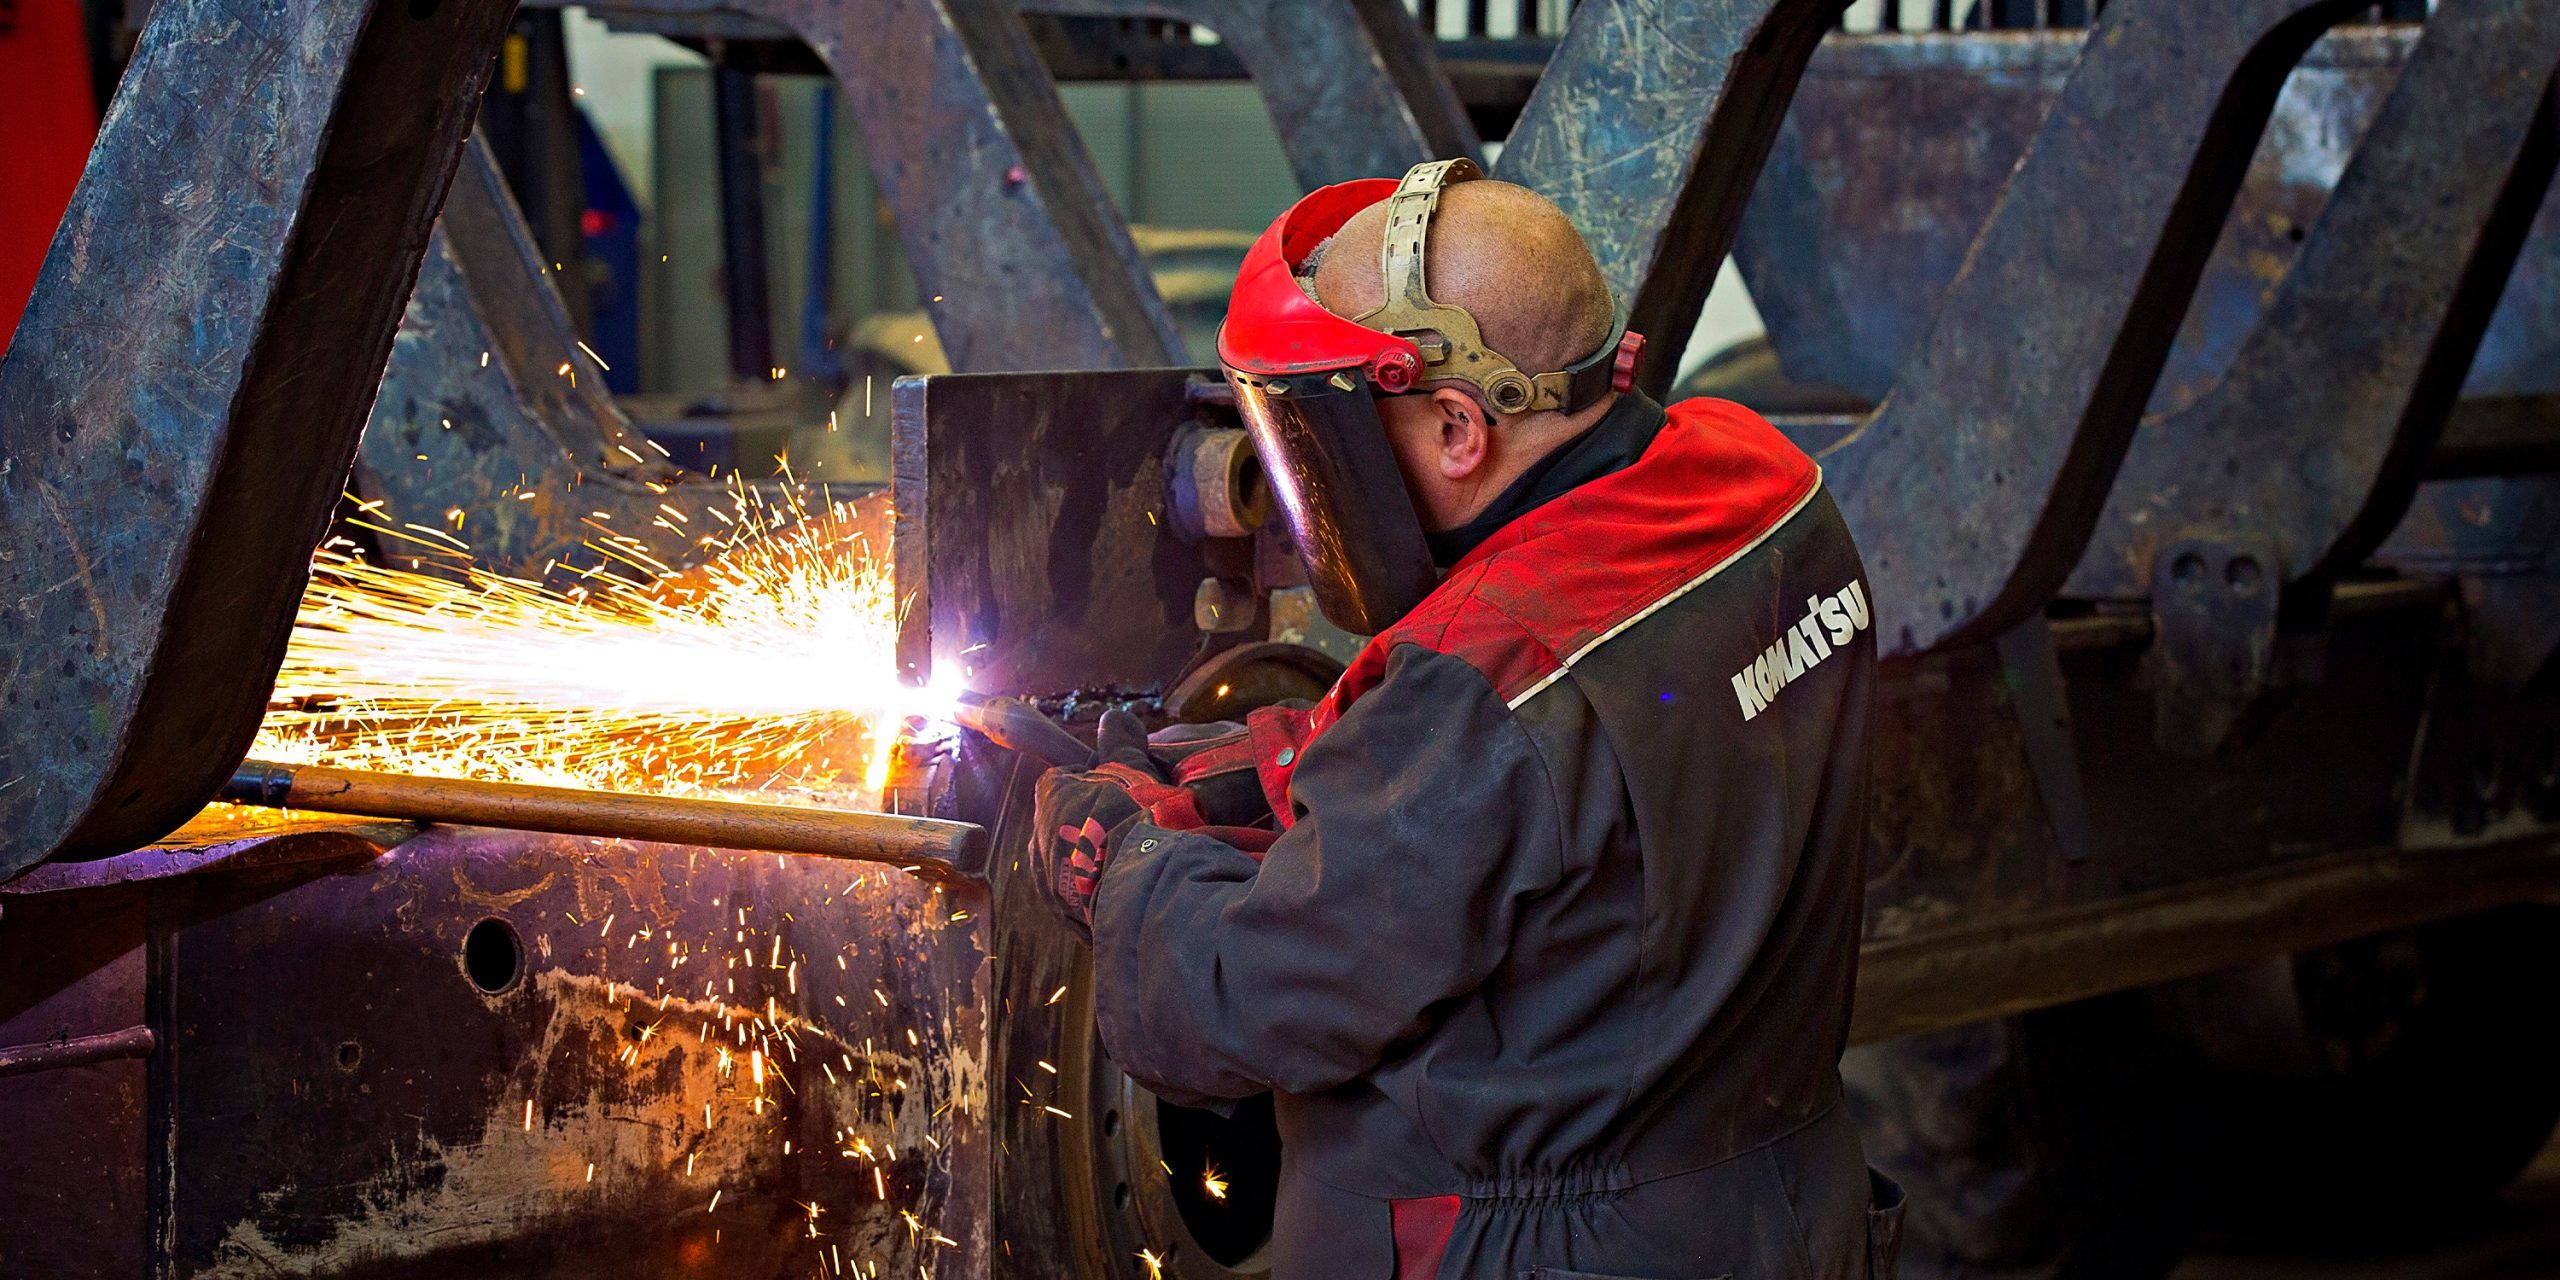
[2143,531,2285,756]
[893,369,1236,695]
[1992,619,2093,863]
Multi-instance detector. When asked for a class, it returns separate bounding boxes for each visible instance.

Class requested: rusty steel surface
[0,0,518,878]
[1852,588,2451,967]
[2380,475,2560,579]
[2066,0,2560,602]
[1497,0,1850,398]
[137,821,989,1278]
[1023,0,1478,186]
[1849,828,2560,1045]
[0,888,148,1275]
[1818,0,2374,658]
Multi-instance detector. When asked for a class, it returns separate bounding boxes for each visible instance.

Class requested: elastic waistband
[1297,1094,1847,1207]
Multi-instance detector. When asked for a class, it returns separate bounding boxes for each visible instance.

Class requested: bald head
[1296,176,1624,538]
[1311,178,1617,403]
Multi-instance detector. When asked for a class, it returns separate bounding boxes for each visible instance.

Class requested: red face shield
[1218,161,1642,635]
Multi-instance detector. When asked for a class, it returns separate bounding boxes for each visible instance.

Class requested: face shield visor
[1218,159,1644,635]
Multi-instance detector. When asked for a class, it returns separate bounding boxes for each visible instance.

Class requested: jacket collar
[1424,391,1669,567]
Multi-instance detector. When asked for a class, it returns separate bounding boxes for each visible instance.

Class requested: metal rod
[219,761,989,883]
[0,1027,156,1079]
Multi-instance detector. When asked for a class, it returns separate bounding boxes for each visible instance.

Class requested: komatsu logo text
[1731,581,1869,721]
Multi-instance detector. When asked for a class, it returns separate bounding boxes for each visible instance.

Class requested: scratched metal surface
[0,889,149,1276]
[1497,0,1851,399]
[360,138,703,580]
[1817,0,2378,657]
[158,823,989,1279]
[0,0,516,877]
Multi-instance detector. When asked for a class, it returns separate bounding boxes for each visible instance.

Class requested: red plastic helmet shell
[1218,178,1422,386]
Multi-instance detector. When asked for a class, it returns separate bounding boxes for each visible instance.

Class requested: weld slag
[1730,581,1870,722]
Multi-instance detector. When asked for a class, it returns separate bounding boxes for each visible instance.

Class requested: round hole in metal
[463,917,524,994]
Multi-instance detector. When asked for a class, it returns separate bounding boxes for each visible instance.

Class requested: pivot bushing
[1169,429,1272,541]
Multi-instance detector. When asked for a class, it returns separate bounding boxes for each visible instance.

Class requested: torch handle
[951,693,1095,770]
[220,760,988,883]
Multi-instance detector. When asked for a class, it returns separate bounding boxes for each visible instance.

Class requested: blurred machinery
[4,1,2560,1278]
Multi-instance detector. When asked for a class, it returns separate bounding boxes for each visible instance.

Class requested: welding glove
[1141,721,1271,829]
[1028,710,1174,940]
[1030,710,1291,940]
[1137,700,1321,832]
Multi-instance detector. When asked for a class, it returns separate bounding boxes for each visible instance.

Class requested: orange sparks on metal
[1202,1162,1229,1201]
[252,478,958,805]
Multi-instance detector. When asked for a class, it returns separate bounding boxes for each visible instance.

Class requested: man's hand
[1027,711,1174,940]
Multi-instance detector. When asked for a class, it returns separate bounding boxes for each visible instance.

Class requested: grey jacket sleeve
[1088,644,1567,1105]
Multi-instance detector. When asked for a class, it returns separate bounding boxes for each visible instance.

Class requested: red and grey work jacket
[1091,395,1898,1279]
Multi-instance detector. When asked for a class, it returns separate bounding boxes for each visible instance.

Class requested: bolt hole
[2225,555,2263,593]
[1114,1182,1131,1209]
[1233,454,1268,529]
[2172,553,2209,586]
[463,917,523,994]
[336,1041,362,1071]
[1102,1108,1120,1136]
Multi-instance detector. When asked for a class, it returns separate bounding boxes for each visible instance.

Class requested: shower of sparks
[251,477,957,804]
[238,455,992,1271]
[1201,1162,1229,1202]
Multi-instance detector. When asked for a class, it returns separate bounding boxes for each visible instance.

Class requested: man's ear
[1431,386,1491,481]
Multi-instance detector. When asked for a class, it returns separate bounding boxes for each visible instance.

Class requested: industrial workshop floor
[2171,1130,2560,1279]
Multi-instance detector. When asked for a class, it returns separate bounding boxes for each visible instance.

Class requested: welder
[1029,159,1900,1278]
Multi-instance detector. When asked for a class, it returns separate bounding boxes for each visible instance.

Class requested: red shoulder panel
[1352,398,1819,706]
[1266,400,1817,819]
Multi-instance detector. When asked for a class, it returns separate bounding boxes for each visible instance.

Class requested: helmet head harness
[1348,158,1642,417]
